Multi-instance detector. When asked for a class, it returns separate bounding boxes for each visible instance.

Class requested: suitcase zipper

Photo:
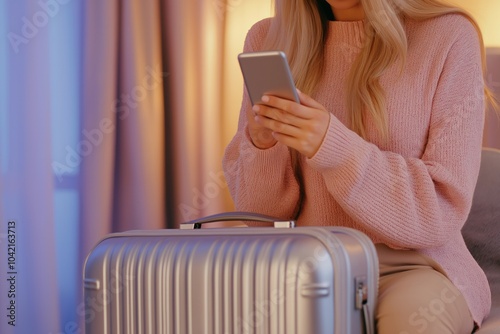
[355,276,368,310]
[356,276,373,334]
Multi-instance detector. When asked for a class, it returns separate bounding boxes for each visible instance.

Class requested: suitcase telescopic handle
[180,211,296,229]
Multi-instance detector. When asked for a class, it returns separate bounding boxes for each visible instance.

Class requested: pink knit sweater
[223,14,491,325]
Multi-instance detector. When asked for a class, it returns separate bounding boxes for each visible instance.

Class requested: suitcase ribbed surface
[85,234,337,334]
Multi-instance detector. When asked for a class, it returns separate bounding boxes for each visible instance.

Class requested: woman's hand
[246,102,278,149]
[252,90,330,158]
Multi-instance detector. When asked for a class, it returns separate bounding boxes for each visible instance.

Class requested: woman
[223,0,495,332]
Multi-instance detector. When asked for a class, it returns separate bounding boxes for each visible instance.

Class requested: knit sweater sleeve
[307,17,485,249]
[222,19,301,219]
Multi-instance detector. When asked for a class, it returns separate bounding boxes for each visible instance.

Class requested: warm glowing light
[451,0,500,47]
[221,0,272,148]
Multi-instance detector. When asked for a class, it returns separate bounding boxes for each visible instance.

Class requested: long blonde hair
[263,0,497,140]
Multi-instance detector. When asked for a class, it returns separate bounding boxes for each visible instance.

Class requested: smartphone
[238,51,299,105]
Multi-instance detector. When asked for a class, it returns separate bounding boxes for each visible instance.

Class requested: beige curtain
[79,0,165,294]
[164,0,272,226]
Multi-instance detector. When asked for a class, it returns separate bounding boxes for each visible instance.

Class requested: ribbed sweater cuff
[241,126,290,165]
[307,115,367,170]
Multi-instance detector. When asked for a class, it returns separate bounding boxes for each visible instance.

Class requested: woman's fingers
[245,103,277,149]
[296,89,325,110]
[259,95,314,119]
[253,104,305,128]
[254,114,302,138]
[253,93,330,158]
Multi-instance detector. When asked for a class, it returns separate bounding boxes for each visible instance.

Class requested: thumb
[297,89,324,109]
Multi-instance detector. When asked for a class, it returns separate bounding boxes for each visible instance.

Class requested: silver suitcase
[83,212,379,334]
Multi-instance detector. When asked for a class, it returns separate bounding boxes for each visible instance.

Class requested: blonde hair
[263,0,497,140]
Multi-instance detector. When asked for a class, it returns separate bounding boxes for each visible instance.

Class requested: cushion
[478,307,500,333]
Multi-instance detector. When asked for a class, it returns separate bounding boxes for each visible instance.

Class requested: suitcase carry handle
[180,211,295,229]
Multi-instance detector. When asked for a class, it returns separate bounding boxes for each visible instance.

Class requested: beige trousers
[375,244,475,334]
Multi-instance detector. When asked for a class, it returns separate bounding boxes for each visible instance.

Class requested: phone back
[84,226,378,334]
[238,51,299,105]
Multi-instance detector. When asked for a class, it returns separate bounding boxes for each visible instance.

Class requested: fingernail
[252,105,259,112]
[261,95,269,102]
